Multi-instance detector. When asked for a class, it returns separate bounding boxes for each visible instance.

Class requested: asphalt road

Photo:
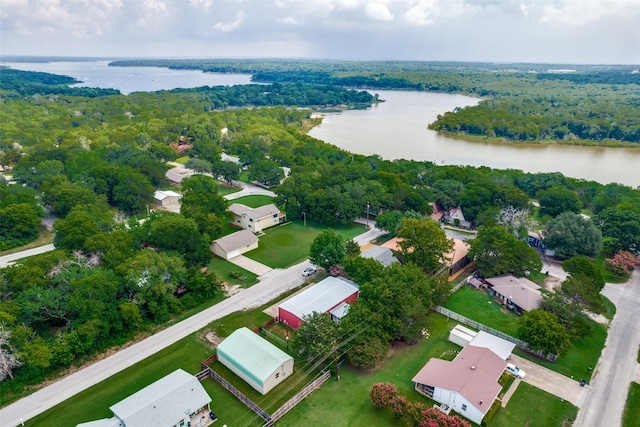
[0,244,56,268]
[0,259,313,427]
[574,270,640,427]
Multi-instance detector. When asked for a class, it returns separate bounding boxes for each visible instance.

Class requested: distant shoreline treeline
[107,59,640,147]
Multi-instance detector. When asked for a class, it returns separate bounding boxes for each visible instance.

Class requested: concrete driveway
[227,255,272,276]
[509,354,585,406]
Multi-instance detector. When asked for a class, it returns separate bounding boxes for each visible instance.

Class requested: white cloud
[213,11,245,32]
[136,0,170,30]
[277,16,302,25]
[189,0,214,12]
[365,2,394,21]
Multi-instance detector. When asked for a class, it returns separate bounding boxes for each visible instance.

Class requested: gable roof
[447,238,470,265]
[109,369,210,427]
[279,276,359,320]
[165,167,194,183]
[211,229,259,253]
[216,327,292,385]
[412,346,507,414]
[154,190,182,200]
[228,203,281,220]
[361,246,398,266]
[468,331,516,361]
[485,274,543,311]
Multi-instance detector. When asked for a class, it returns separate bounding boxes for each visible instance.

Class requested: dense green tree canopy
[309,229,346,271]
[469,225,542,277]
[396,218,454,275]
[519,309,573,356]
[544,212,603,259]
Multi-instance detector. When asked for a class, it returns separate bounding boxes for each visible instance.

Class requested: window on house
[461,404,467,411]
[249,218,253,222]
[275,372,280,378]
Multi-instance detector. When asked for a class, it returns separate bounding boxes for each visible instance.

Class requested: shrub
[606,250,640,275]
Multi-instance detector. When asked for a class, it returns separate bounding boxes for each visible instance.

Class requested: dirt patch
[202,330,222,348]
[544,276,563,292]
[220,282,242,297]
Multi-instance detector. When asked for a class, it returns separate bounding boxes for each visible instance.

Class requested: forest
[109,59,640,146]
[0,66,639,404]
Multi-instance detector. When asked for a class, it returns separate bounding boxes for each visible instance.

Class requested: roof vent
[471,365,476,370]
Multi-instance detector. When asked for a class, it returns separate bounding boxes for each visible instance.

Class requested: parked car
[505,363,526,379]
[302,266,317,277]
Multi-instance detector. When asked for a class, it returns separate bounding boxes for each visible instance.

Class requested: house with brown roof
[228,203,286,233]
[210,229,259,260]
[412,345,508,425]
[485,274,543,314]
[381,236,468,278]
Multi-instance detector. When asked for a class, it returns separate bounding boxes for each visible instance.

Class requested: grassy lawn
[246,220,366,268]
[230,194,275,207]
[26,334,217,427]
[514,320,607,381]
[622,382,640,427]
[207,256,258,287]
[491,382,578,427]
[277,313,462,427]
[217,182,242,196]
[443,285,521,337]
[174,156,190,164]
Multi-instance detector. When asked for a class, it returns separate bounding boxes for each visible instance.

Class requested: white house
[412,345,507,425]
[153,190,182,207]
[210,229,259,260]
[76,369,212,427]
[449,325,516,361]
[228,203,286,233]
[443,207,471,229]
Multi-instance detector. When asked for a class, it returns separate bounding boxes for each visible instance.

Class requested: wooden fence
[433,306,549,359]
[268,370,332,424]
[202,364,273,423]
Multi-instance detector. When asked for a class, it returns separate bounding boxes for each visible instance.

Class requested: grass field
[623,382,640,427]
[246,220,366,268]
[207,256,258,287]
[443,285,521,336]
[216,182,242,196]
[230,194,275,207]
[491,382,578,427]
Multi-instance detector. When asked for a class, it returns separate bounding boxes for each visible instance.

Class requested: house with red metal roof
[412,345,508,425]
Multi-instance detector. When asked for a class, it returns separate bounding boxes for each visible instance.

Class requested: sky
[1,0,639,64]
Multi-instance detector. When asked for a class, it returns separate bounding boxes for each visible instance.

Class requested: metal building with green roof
[216,327,294,395]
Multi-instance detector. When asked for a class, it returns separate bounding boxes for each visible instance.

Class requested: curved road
[0,244,56,268]
[575,270,640,427]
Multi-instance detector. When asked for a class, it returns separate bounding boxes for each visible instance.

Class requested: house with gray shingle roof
[210,229,259,260]
[485,274,543,313]
[228,203,286,233]
[76,369,212,427]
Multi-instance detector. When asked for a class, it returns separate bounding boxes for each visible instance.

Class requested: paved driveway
[509,354,585,406]
[574,270,640,427]
[227,255,273,276]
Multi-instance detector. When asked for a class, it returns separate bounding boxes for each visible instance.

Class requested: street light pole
[303,211,306,227]
[366,202,370,228]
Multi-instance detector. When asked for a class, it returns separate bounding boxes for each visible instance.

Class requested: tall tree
[519,309,572,356]
[536,186,582,217]
[294,311,340,361]
[396,218,453,275]
[469,225,542,277]
[309,229,346,271]
[544,212,603,259]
